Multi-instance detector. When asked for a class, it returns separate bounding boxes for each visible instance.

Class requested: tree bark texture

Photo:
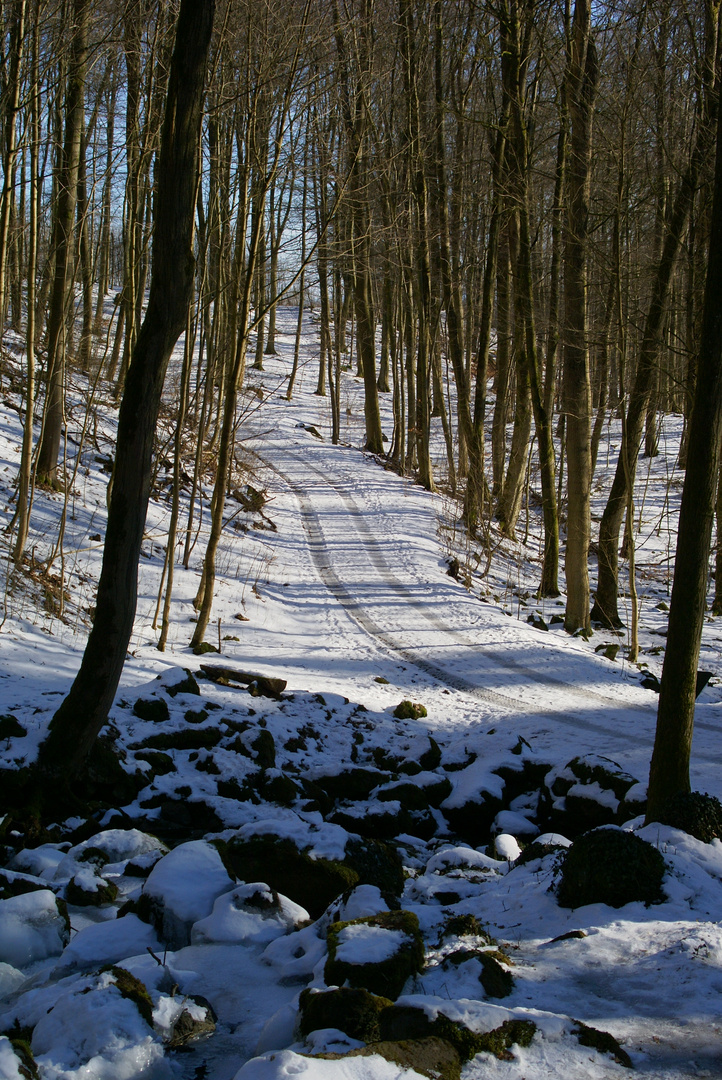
[39,0,214,780]
[647,94,722,821]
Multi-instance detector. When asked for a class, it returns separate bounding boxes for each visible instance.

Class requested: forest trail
[258,432,701,770]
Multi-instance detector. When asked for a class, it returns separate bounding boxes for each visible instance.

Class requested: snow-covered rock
[191,883,308,945]
[142,839,235,948]
[0,889,70,968]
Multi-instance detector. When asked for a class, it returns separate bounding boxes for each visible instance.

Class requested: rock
[158,667,201,697]
[419,737,442,771]
[344,1037,461,1080]
[572,1021,633,1068]
[651,790,722,842]
[64,869,118,906]
[252,729,276,768]
[221,836,358,919]
[378,1004,536,1063]
[478,952,514,998]
[377,775,452,812]
[133,727,225,751]
[142,839,236,947]
[312,768,390,801]
[0,890,70,967]
[325,910,425,1000]
[557,828,666,909]
[163,995,217,1048]
[134,749,175,776]
[527,613,548,631]
[132,696,170,723]
[393,700,428,720]
[299,987,394,1042]
[0,1035,38,1080]
[543,755,640,834]
[0,715,26,739]
[191,882,309,944]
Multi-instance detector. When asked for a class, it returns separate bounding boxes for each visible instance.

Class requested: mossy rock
[325,910,424,1000]
[257,772,299,806]
[442,914,494,943]
[164,670,200,697]
[0,872,47,901]
[342,1038,461,1080]
[442,793,505,847]
[4,1037,40,1079]
[299,987,393,1042]
[514,840,566,866]
[312,768,390,801]
[184,708,209,725]
[134,750,175,776]
[653,790,722,843]
[557,828,665,909]
[165,994,217,1047]
[393,700,427,720]
[192,642,218,655]
[419,736,442,771]
[478,951,514,998]
[222,836,359,918]
[65,874,119,907]
[133,697,170,724]
[378,1006,535,1064]
[572,1021,633,1068]
[252,729,276,769]
[134,728,224,752]
[345,837,405,897]
[0,714,27,739]
[109,966,153,1026]
[475,1019,536,1061]
[331,806,415,841]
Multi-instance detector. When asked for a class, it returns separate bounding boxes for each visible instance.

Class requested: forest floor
[0,307,721,1079]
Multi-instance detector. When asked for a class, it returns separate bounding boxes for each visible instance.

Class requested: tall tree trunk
[563,0,596,632]
[36,0,88,486]
[647,93,722,821]
[38,0,214,783]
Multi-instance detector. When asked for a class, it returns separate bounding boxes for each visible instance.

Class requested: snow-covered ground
[0,307,721,1079]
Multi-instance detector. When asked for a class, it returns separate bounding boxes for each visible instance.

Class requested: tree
[646,92,722,822]
[562,0,596,632]
[37,0,215,783]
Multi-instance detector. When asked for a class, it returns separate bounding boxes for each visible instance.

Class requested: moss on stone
[325,910,424,1000]
[109,966,153,1027]
[223,835,359,917]
[132,697,170,724]
[478,951,514,998]
[654,790,722,843]
[65,875,118,907]
[393,701,428,720]
[349,1038,461,1080]
[572,1021,633,1068]
[133,728,224,751]
[557,828,665,909]
[299,987,394,1042]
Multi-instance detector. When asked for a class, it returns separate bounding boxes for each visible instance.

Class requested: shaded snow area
[1,308,722,1079]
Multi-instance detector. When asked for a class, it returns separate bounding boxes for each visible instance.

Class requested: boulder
[325,910,424,1000]
[142,839,235,947]
[557,828,666,909]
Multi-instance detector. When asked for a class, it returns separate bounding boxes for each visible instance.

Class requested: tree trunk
[563,0,596,632]
[38,0,214,782]
[646,94,722,822]
[36,0,88,486]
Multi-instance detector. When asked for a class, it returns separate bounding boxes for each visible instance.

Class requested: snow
[333,924,408,965]
[1,307,722,1078]
[0,890,68,968]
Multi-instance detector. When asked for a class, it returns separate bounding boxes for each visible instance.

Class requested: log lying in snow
[198,665,287,699]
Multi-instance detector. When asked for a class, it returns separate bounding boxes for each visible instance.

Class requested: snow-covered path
[247,417,722,792]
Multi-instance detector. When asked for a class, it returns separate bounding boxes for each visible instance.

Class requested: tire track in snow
[290,453,720,744]
[265,455,657,747]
